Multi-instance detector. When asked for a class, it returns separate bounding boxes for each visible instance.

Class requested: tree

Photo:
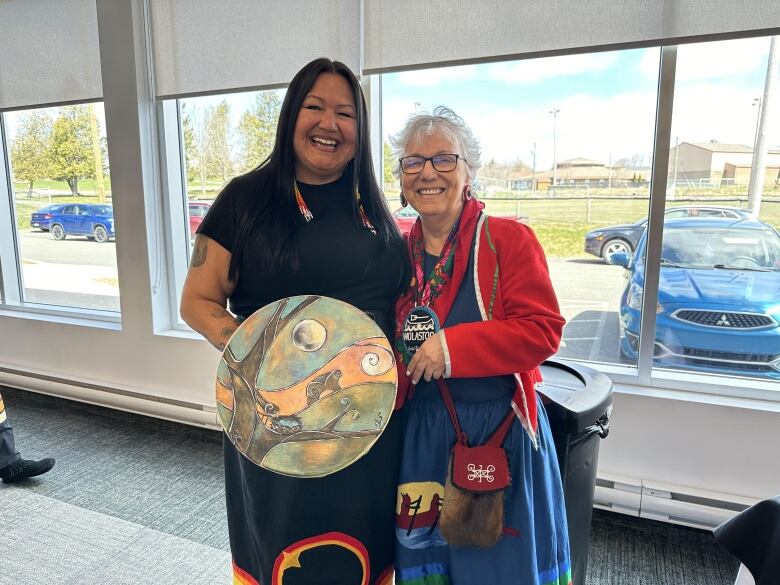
[237,91,281,172]
[383,141,397,186]
[180,101,198,181]
[10,110,53,196]
[204,100,234,183]
[50,105,95,195]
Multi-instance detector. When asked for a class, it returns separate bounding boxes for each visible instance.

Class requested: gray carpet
[0,387,740,584]
[1,488,230,584]
[0,387,228,551]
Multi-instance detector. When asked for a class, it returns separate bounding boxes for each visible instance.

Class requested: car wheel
[93,225,109,243]
[602,238,632,264]
[51,224,66,240]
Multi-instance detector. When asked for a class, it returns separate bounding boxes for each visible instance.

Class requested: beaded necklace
[294,180,376,234]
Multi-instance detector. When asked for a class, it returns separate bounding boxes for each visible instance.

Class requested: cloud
[466,91,659,168]
[671,83,775,146]
[395,64,479,87]
[487,52,620,84]
[638,37,769,82]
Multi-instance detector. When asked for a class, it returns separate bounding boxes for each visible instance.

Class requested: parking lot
[17,230,628,363]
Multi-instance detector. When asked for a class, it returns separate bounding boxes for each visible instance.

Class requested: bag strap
[436,378,468,446]
[436,379,515,448]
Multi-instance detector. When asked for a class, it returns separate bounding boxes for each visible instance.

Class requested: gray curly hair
[390,106,482,181]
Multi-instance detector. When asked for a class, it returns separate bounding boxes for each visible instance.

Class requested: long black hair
[227,58,402,280]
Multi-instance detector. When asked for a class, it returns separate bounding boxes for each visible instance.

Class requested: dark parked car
[49,203,115,242]
[30,204,66,231]
[585,206,754,264]
[188,201,212,236]
[614,217,780,380]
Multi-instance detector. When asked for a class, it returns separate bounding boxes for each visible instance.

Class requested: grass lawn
[14,181,780,259]
[385,188,780,258]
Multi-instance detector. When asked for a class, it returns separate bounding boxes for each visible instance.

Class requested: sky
[382,37,776,169]
[5,37,776,175]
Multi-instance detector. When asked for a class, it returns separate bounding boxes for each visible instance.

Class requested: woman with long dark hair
[181,58,406,585]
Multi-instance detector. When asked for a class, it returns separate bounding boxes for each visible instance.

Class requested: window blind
[363,0,780,73]
[149,0,361,99]
[0,0,103,111]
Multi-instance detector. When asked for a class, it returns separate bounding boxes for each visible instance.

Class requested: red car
[392,206,419,235]
[188,201,212,236]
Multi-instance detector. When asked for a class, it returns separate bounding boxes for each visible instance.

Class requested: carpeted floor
[0,386,739,584]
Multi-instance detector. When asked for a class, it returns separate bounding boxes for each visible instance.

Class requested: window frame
[144,34,780,402]
[0,103,122,324]
[374,42,780,403]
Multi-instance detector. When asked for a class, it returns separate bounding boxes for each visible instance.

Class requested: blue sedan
[613,218,780,379]
[49,203,115,242]
[30,203,66,231]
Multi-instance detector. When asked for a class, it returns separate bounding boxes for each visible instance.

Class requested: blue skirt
[395,390,572,585]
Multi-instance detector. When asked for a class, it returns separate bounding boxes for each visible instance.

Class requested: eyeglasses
[399,153,464,174]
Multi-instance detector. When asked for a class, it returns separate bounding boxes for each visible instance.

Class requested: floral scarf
[394,197,485,366]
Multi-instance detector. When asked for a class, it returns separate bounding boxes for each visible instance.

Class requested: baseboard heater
[0,365,220,430]
[595,472,757,530]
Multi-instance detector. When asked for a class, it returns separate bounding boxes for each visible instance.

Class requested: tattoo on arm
[190,236,208,267]
[211,307,230,319]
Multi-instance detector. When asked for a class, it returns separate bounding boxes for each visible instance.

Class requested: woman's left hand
[407,333,446,384]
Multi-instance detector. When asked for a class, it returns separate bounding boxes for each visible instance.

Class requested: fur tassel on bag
[439,453,505,548]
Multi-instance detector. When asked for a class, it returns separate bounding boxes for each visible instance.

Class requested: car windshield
[93,206,113,215]
[661,227,780,270]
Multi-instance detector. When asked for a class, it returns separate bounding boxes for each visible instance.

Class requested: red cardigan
[394,201,565,447]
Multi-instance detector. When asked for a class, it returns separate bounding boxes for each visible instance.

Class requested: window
[3,103,119,313]
[381,48,661,369]
[158,88,285,323]
[647,36,780,383]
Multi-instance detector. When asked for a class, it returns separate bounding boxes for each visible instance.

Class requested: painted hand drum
[216,295,397,477]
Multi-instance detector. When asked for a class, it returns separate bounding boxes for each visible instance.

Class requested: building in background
[510,158,649,191]
[668,141,780,188]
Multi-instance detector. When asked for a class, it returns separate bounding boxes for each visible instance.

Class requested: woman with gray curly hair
[391,106,571,584]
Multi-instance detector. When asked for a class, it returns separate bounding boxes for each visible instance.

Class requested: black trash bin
[538,359,613,585]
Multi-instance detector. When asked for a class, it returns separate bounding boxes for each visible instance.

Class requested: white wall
[599,392,780,500]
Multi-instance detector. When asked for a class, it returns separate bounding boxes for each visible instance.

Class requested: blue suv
[614,217,780,379]
[49,203,115,243]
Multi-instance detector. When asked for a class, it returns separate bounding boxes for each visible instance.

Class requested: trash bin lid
[537,359,613,435]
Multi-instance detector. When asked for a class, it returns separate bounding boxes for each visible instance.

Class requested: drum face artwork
[216,295,398,477]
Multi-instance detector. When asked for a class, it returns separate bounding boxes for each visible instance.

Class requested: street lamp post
[549,106,560,196]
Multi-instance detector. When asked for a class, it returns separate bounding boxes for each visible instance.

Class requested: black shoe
[0,458,56,483]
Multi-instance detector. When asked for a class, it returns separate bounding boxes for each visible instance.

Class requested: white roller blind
[149,0,361,99]
[364,0,780,73]
[0,0,103,110]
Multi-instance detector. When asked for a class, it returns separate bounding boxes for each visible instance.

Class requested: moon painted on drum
[360,346,393,376]
[292,319,327,352]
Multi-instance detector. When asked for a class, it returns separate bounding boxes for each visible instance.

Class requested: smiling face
[401,132,468,230]
[293,73,357,184]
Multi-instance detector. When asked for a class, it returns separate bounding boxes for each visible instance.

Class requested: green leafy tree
[180,102,198,181]
[237,91,282,172]
[10,110,53,196]
[50,105,95,195]
[383,141,397,187]
[204,100,234,183]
